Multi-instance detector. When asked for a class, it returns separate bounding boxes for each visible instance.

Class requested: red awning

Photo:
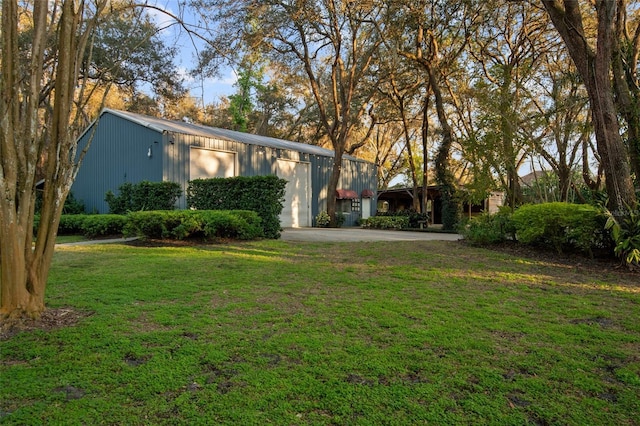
[361,189,375,198]
[336,189,359,199]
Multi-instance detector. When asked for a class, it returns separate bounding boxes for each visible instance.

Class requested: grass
[54,235,89,244]
[1,240,639,425]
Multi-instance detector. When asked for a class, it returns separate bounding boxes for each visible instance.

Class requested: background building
[73,109,377,227]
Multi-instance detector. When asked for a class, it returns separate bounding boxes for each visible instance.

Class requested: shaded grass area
[1,240,639,424]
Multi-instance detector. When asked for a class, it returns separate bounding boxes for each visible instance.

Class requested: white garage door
[277,159,311,228]
[190,148,236,179]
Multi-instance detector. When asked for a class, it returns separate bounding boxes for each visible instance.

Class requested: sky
[145,0,238,107]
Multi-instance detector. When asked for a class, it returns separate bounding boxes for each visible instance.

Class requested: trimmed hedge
[361,216,409,230]
[105,181,182,214]
[124,210,263,241]
[377,210,429,229]
[57,215,88,235]
[187,176,286,239]
[82,215,128,239]
[511,202,607,255]
[53,214,127,238]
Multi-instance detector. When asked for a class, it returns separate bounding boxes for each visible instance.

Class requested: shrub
[315,211,331,227]
[35,191,86,215]
[105,181,182,214]
[605,205,640,270]
[124,211,167,239]
[377,209,429,229]
[511,202,605,255]
[187,176,286,239]
[58,214,88,235]
[125,210,263,241]
[62,192,86,214]
[34,214,127,238]
[460,208,515,245]
[361,216,409,230]
[81,215,127,238]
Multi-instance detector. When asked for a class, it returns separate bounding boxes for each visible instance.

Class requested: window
[339,199,352,213]
[351,198,361,212]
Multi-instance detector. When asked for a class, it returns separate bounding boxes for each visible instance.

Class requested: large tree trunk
[612,13,640,183]
[543,0,636,211]
[326,147,343,226]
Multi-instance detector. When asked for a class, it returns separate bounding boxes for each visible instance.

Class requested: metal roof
[100,108,365,161]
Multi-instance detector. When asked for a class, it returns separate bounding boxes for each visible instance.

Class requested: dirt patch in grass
[0,307,93,340]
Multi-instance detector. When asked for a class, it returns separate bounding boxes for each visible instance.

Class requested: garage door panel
[277,160,310,228]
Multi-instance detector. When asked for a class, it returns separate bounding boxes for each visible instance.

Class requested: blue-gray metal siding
[72,114,164,213]
[73,110,377,226]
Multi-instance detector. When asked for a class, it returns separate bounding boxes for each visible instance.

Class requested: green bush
[124,211,167,239]
[58,214,88,235]
[187,175,286,239]
[460,208,515,245]
[377,210,429,229]
[361,216,409,230]
[81,215,127,238]
[125,210,263,241]
[315,211,331,227]
[36,214,127,238]
[35,191,86,215]
[511,202,605,254]
[105,181,182,214]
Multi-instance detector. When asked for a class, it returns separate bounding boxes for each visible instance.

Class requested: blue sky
[146,1,237,107]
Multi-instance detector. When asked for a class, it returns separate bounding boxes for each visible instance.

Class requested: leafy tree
[468,0,552,208]
[228,55,264,132]
[542,0,637,212]
[396,0,483,229]
[0,0,183,319]
[244,0,385,225]
[1,0,106,319]
[529,53,593,202]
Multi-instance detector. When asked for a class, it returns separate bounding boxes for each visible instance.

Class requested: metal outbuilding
[72,109,377,227]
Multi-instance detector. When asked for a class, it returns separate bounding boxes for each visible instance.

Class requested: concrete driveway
[280,227,461,242]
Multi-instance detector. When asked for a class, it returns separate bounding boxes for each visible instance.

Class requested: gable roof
[99,108,364,162]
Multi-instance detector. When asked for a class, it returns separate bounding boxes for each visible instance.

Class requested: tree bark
[542,0,636,211]
[612,4,640,183]
[1,0,101,319]
[428,65,459,230]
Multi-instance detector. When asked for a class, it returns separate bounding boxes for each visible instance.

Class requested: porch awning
[336,189,359,199]
[361,189,375,198]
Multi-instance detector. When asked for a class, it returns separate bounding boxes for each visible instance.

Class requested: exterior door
[362,198,371,220]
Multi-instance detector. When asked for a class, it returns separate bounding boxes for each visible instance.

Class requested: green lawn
[1,240,639,425]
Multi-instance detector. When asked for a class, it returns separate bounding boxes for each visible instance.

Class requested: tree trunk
[543,0,636,211]
[422,94,430,217]
[498,64,523,209]
[557,164,572,202]
[428,65,459,230]
[0,223,45,318]
[326,147,343,226]
[612,21,640,183]
[1,0,93,319]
